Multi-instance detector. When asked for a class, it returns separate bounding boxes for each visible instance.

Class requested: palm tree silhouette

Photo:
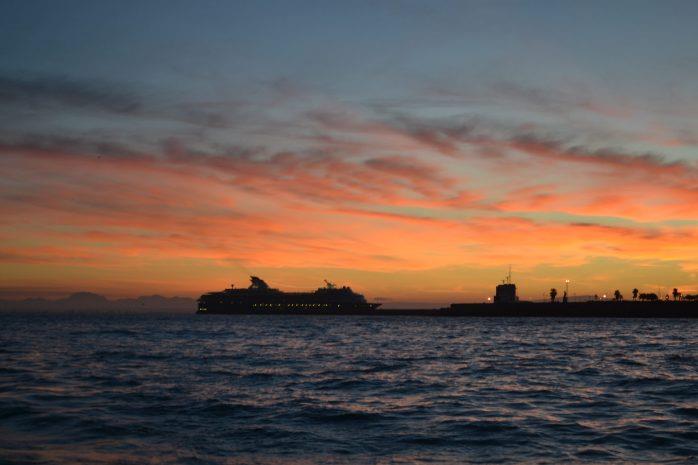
[614,290,623,301]
[672,288,680,301]
[632,288,639,300]
[550,288,557,303]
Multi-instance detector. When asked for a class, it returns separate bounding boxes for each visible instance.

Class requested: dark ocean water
[1,314,697,464]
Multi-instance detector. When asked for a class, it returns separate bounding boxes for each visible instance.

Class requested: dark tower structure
[494,266,517,303]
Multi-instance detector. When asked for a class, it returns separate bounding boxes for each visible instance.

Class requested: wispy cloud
[1,71,697,299]
[0,74,143,114]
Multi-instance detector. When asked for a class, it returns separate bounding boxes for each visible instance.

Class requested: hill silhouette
[0,293,196,313]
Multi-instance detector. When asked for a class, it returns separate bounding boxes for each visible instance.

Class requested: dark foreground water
[1,314,697,464]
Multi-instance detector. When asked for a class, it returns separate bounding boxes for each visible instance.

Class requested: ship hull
[197,302,381,314]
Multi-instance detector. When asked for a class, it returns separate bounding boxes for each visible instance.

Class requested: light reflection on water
[1,313,697,464]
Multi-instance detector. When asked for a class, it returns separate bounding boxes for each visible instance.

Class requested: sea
[1,313,697,464]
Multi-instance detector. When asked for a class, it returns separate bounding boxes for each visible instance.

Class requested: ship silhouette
[196,275,698,318]
[197,277,381,314]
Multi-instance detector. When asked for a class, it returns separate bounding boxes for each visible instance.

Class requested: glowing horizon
[1,2,696,305]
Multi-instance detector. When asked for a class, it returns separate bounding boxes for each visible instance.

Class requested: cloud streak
[1,72,697,300]
[0,74,143,114]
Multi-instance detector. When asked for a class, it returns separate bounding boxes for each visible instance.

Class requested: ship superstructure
[197,277,381,314]
[494,266,518,303]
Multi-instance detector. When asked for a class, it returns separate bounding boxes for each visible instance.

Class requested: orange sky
[1,107,696,305]
[1,4,697,305]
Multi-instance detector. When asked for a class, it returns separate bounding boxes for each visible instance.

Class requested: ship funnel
[249,276,270,290]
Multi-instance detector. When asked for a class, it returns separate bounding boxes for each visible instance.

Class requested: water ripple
[1,314,697,464]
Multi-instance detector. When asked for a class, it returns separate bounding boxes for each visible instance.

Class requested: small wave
[92,349,132,359]
[0,402,36,420]
[92,350,172,361]
[18,411,74,430]
[591,425,679,450]
[301,407,385,424]
[399,434,453,446]
[197,400,265,418]
[654,381,698,396]
[610,376,666,387]
[672,407,698,418]
[74,418,155,438]
[0,366,26,375]
[665,353,697,363]
[96,329,139,337]
[615,357,647,367]
[442,419,521,434]
[313,378,371,390]
[382,379,449,394]
[566,399,621,412]
[571,366,602,376]
[359,362,407,374]
[238,372,280,381]
[575,448,618,460]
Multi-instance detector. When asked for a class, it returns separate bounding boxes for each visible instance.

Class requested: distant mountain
[0,292,197,313]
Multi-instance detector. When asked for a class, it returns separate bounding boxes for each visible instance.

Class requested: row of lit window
[252,303,335,307]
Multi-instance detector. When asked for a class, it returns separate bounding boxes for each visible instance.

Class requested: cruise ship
[197,276,381,314]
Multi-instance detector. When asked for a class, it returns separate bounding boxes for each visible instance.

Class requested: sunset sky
[1,1,697,305]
